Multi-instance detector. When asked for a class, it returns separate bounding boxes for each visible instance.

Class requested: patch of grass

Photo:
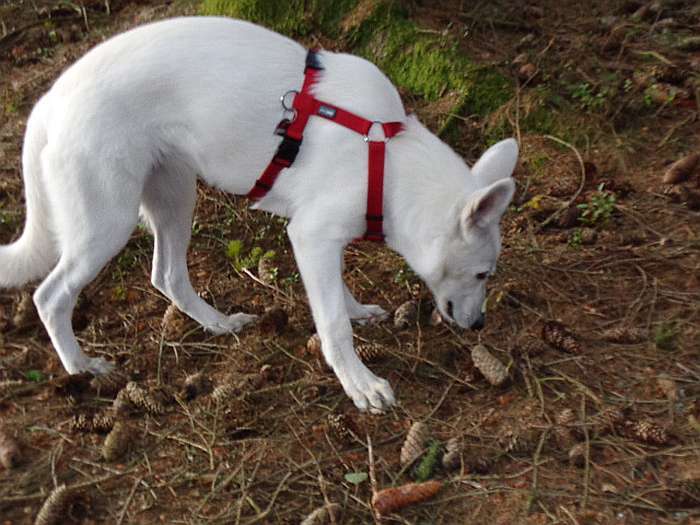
[225,239,275,272]
[200,0,358,37]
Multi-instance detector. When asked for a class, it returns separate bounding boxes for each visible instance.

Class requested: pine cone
[70,412,114,434]
[35,485,73,525]
[259,306,288,335]
[162,303,187,340]
[659,479,700,508]
[90,370,128,398]
[441,437,462,470]
[300,503,341,525]
[568,442,587,467]
[541,321,582,354]
[355,342,385,363]
[211,373,263,403]
[102,421,132,462]
[587,407,625,436]
[326,413,359,443]
[12,291,38,329]
[579,227,597,245]
[0,424,21,469]
[306,333,322,358]
[620,419,669,446]
[400,422,429,468]
[548,177,579,198]
[600,325,647,344]
[257,257,277,284]
[394,300,418,329]
[471,344,508,386]
[182,372,212,401]
[126,382,167,415]
[554,408,578,448]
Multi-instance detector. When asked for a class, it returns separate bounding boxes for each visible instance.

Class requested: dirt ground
[1,1,699,523]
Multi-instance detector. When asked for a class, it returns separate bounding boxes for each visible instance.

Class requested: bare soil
[1,1,699,523]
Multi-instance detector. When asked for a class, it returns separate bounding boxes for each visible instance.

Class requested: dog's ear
[471,138,518,187]
[461,177,515,232]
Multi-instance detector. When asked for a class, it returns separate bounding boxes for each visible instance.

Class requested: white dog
[0,17,517,412]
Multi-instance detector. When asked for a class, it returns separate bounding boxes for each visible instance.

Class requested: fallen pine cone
[259,306,288,335]
[34,485,73,525]
[620,419,669,446]
[587,406,625,436]
[102,421,132,462]
[70,412,115,434]
[162,303,188,340]
[554,408,578,449]
[441,437,462,471]
[211,373,264,403]
[471,344,508,386]
[0,425,21,469]
[306,333,322,357]
[372,480,442,517]
[656,376,678,402]
[12,291,38,329]
[257,256,277,285]
[52,373,93,402]
[542,320,582,354]
[326,413,359,443]
[659,479,700,508]
[90,370,128,398]
[113,382,167,415]
[400,421,429,468]
[182,372,212,401]
[299,503,341,525]
[355,342,385,363]
[600,325,647,344]
[568,442,587,467]
[394,300,418,329]
[662,152,699,184]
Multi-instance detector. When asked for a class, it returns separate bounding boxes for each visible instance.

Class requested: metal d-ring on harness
[247,50,404,242]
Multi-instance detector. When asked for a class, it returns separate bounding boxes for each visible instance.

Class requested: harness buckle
[274,135,302,165]
[280,90,299,111]
[363,121,389,143]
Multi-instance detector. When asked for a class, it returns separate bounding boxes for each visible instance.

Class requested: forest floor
[1,1,699,523]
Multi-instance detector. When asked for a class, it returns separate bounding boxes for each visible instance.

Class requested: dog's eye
[476,272,489,280]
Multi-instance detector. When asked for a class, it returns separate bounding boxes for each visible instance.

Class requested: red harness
[247,50,404,242]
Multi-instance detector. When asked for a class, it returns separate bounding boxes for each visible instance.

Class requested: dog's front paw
[336,364,395,413]
[81,356,114,376]
[349,304,389,325]
[204,313,258,335]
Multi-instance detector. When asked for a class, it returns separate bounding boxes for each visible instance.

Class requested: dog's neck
[383,118,478,274]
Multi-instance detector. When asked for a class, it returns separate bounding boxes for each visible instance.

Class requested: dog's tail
[0,97,58,288]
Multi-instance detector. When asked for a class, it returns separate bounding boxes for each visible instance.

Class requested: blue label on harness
[318,105,336,119]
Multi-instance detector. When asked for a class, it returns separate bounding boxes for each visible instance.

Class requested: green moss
[200,0,358,37]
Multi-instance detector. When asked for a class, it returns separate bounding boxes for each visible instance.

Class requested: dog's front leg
[343,283,388,324]
[288,222,395,412]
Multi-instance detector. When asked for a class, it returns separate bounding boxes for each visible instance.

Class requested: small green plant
[568,229,583,248]
[577,184,616,225]
[112,284,127,301]
[570,82,608,111]
[654,322,678,351]
[226,239,275,272]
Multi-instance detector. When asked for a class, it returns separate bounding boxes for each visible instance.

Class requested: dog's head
[414,139,517,330]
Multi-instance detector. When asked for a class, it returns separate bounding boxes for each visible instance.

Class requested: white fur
[0,17,517,411]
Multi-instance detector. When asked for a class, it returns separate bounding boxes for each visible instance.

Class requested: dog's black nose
[471,314,485,331]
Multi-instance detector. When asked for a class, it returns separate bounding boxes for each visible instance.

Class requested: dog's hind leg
[33,156,143,375]
[140,164,257,334]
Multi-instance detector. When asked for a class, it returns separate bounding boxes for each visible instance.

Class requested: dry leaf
[162,303,187,340]
[372,480,442,516]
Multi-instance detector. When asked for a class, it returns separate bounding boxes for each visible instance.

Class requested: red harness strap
[247,50,404,242]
